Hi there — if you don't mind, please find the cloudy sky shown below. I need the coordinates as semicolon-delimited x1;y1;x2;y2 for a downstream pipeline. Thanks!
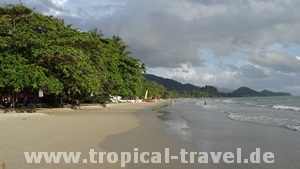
2;0;300;95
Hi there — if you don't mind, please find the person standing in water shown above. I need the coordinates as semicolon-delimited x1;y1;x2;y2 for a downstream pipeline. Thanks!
204;99;207;105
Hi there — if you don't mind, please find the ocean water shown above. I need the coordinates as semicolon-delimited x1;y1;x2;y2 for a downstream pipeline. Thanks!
202;96;300;132
160;96;300;168
163;96;300;137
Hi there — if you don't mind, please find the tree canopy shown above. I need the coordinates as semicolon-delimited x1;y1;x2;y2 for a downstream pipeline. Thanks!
0;3;170;103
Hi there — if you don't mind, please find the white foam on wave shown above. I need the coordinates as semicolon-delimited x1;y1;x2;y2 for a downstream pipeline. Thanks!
244;102;255;106
164;118;192;141
272;105;300;112
222;99;237;104
195;101;203;107
228;113;300;132
287;125;300;131
244;102;269;108
259;104;269;108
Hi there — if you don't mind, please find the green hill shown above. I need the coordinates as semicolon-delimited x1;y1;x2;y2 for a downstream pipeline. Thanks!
229;87;292;97
230;87;261;97
144;74;292;98
260;90;291;96
143;74;200;91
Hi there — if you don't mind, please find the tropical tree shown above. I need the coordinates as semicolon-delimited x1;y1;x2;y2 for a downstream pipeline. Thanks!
0;4;64;95
0;3;152;104
0;4;104;97
99;36;143;98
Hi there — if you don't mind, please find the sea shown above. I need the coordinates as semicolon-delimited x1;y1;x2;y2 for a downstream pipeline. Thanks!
160;96;300;168
163;96;300;137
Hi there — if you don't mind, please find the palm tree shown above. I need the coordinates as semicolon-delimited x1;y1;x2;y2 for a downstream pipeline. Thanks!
88;27;103;38
140;63;147;74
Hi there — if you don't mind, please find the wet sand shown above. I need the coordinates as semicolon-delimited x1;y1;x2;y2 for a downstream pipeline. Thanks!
101;103;205;169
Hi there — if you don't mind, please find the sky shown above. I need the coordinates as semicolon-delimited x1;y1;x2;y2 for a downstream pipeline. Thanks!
2;0;300;95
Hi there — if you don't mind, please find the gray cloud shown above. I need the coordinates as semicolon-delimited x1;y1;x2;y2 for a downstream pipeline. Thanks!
238;64;268;78
2;0;300;94
97;0;300;68
3;0;300;68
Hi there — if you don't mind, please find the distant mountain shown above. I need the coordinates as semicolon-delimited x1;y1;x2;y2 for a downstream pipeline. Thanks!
229;87;292;97
144;74;292;97
260;90;291;97
230;87;261;97
143;74;200;91
217;87;233;93
143;74;221;97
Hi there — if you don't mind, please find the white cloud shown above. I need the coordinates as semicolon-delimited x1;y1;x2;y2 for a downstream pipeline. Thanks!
165;63;240;88
249;51;300;73
166;63;197;80
51;0;68;8
195;70;240;87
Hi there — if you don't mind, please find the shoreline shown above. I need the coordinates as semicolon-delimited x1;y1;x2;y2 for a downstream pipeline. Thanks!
2;98;297;168
100;101;201;169
157;98;300;169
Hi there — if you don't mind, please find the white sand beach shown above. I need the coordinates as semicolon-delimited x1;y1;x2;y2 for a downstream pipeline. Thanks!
0;102;166;169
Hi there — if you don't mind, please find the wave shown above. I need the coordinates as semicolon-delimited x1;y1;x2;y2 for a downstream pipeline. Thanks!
228;113;300;132
222;99;237;104
228;101;300;112
195;101;205;107
244;102;255;106
164;118;192;141
272;105;300;112
243;102;270;108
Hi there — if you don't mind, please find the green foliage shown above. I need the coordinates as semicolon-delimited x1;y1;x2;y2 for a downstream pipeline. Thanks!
99;36;144;99
0;4;150;102
142;81;170;99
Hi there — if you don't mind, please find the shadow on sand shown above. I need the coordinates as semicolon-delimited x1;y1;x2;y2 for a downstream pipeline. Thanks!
2;107;37;113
